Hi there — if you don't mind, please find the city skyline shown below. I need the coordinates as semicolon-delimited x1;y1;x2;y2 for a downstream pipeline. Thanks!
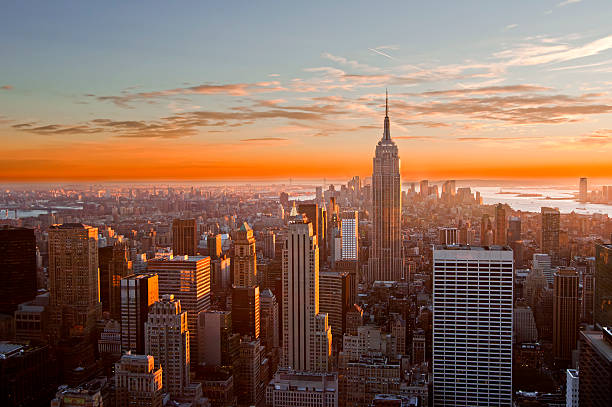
2;1;612;181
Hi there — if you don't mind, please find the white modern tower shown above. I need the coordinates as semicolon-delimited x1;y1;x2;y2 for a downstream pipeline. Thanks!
282;216;332;372
368;91;403;282
433;245;513;406
340;210;358;261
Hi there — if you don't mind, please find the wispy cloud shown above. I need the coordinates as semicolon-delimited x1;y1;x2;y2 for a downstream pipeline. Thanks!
241;137;288;142
368;47;395;60
1;85;13;90
504;24;518;31
558;0;581;7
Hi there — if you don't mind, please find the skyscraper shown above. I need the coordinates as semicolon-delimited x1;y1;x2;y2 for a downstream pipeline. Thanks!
507;216;521;243
480;214;493;246
172;218;197;256
99;242;132;320
0;226;37;315
368;92;403;282
233;222;257;287
541;207;560;265
147;255;211;364
48;223;102;339
232;285;260;339
282;217;332;372
340;211;358;261
433;245;513;406
145;295;190;398
260;289;279;351
579;177;588;203
595;243;612;328
579;328;612;406
197;310;239;367
319;270;351;345
120;273;159;354
495;203;507;245
552;267;579;363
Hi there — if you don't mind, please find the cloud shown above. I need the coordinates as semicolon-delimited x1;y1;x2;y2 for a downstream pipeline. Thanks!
240;137;288;142
419;84;550;97
575;129;612;145
558;0;581;6
504;24;518;31
1;85;13;90
368;48;395;60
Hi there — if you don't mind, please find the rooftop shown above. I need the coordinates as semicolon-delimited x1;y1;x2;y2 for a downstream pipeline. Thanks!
434;244;512;251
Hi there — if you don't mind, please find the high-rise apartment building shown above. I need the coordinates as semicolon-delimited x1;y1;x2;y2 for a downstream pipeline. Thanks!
121;273;159;354
433;245;513;406
99;242;132;320
147;255;211;365
579;177;588;203
282;217;332;372
115;354;163;407
172;218;197;256
145;295;190;398
495;203;507;245
48;223;102;339
0;226;37;315
368;93;403;282
553;267;579;363
232;285;260;339
233;222;257;286
594;243;612;328
541;207;560;265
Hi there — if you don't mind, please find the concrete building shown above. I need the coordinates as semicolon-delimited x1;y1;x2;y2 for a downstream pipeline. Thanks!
232;285;260;339
120;273;159;354
148;255;211;364
115;353;163;407
368;93;403;282
98;242;132;321
514;305;538;343
433;245;513;406
319;271;351;345
282;217;332;372
50;377;112;407
579;177;588;203
495;204;507;246
260;288;279;351
48;223;102;340
340;211;358;261
233;222;257;287
266;370;338;407
198;310;238;367
236;338;266;406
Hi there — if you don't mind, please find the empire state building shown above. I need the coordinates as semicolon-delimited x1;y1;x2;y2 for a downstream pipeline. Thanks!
368;92;403;282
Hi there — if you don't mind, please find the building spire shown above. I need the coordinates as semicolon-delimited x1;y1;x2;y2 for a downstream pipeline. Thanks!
383;89;391;140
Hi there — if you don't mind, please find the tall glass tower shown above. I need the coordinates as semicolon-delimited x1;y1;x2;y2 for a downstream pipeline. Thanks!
368;91;403;282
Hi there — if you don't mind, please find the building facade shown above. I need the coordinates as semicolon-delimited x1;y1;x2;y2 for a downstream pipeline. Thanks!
120;273;159;354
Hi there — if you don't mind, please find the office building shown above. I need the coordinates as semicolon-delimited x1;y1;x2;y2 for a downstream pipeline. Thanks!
172;218;197;256
319;271;351;345
197;310;239;367
232;285;260;339
541;207;560;265
566;369;578;407
207;234;222;259
369;93;403;282
514;305;538;343
433;245;513;406
507;216;521;243
99;242;132;320
340;211;358;261
282;217;332;372
50;377;112;407
579;328;612;406
420;180;429;198
438;227;458;245
145;295;190;398
121;273;159;354
260;288;279;351
236;338;266;406
480;214;493;246
595;244;612;328
233;222;257;287
266;370;338;407
115;354;163;407
48;223;102;339
262;230;276;259
533;253;554;286
579;177;588;203
495;204;507;245
0;226;37;315
148;255;211;365
553;267;579;363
